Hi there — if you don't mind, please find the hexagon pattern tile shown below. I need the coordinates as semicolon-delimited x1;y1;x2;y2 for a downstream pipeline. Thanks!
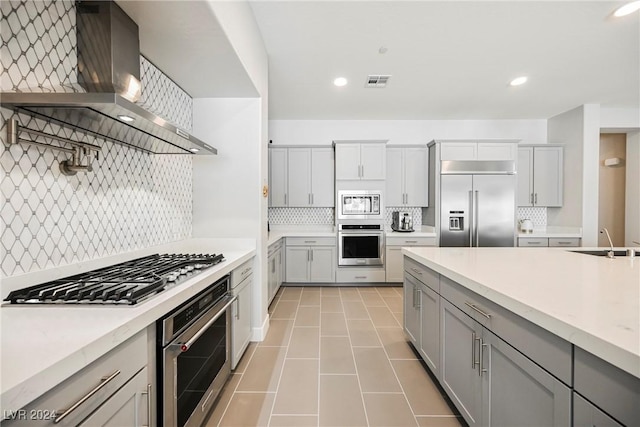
517;207;547;226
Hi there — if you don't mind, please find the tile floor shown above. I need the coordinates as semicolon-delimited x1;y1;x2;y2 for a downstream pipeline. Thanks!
205;286;463;427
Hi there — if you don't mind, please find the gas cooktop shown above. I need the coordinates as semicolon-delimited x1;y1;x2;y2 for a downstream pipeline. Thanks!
3;253;225;305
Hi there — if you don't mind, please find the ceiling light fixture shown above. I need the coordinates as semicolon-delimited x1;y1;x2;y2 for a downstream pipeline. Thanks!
510;76;528;86
614;1;640;16
190;148;199;153
334;77;348;87
117;114;135;122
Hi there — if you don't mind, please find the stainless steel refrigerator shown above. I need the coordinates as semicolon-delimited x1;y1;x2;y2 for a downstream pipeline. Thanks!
439;160;516;247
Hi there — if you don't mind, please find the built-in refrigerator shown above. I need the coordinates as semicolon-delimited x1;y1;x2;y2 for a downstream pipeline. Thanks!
439;160;516;247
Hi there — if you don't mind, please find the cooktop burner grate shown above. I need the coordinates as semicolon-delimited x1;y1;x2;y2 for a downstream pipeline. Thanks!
3;253;225;305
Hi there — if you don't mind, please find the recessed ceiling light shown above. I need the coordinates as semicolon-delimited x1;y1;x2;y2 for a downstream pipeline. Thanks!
190;148;199;153
614;1;640;16
117;115;134;122
333;77;348;87
510;76;528;86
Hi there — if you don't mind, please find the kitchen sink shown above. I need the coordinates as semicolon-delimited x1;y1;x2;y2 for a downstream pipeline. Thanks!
570;249;638;257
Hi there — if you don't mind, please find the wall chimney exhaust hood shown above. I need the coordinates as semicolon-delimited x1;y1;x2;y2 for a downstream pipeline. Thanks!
0;1;216;155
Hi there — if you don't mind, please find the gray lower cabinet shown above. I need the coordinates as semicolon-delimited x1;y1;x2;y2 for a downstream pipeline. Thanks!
268;240;284;304
573;392;623;427
285;245;336;283
418;282;440;378
403;273;421;344
440;299;571;427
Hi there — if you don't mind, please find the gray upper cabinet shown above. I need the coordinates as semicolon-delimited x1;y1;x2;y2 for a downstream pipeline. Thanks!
386;146;428;206
269;146;334;207
517;145;563;207
335;141;386;180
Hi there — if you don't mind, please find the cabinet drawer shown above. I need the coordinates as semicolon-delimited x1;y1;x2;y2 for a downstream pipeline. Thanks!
386;236;436;246
439;277;572;385
518;237;549;247
336;268;386;283
4;330;147;426
548;238;580;247
231;258;253;289
286;236;336;246
574;347;640;427
404;257;439;293
268;238;283;255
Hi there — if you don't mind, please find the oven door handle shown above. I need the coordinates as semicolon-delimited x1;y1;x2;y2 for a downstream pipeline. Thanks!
177;295;236;352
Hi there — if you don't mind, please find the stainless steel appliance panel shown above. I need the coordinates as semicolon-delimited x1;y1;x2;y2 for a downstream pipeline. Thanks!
474;174;516;247
338;228;385;266
440;175;472;247
337;190;382;220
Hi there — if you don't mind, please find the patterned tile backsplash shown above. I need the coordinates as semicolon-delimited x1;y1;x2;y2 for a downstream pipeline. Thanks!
385;207;422;229
0;0;196;277
517;207;547;226
268;208;335;225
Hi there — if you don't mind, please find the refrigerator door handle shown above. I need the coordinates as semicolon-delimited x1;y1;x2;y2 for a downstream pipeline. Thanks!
475;190;480;247
469;190;474;247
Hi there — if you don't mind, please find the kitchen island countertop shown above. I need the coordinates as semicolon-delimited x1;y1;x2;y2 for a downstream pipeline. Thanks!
1;238;256;413
402;246;639;378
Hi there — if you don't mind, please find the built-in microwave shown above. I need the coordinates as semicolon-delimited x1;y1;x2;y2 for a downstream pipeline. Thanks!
337;190;382;220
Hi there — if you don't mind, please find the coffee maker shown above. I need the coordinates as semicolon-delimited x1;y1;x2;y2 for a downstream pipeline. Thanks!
392;211;414;232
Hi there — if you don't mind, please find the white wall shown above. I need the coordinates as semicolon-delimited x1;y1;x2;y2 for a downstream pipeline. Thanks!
626;132;640;246
600;107;640;130
269;119;547;145
198;1;270;340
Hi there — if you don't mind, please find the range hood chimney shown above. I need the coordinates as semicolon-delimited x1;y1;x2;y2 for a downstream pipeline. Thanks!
1;0;216;155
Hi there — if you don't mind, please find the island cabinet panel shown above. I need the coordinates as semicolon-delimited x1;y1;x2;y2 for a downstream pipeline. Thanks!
403;273;421;345
419;282;440;377
440;276;572;386
573;392;623;427
574;347;640;427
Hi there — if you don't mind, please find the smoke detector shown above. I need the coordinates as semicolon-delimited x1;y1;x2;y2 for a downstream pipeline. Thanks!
365;75;391;88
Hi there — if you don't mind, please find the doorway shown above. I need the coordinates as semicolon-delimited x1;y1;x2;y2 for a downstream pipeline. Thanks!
598;134;626;246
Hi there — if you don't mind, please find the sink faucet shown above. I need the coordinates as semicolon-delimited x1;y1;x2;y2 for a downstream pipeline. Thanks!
600;228;615;258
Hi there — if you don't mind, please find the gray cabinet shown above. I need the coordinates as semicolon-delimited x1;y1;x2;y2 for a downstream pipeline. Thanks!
573;392;623;427
386;146;428;206
269;148;288;207
518;145;563;207
403;273;421;345
231;259;253;370
335;141;386;180
268;240;284;304
385;236;436;283
285;237;336;283
418;282;440;378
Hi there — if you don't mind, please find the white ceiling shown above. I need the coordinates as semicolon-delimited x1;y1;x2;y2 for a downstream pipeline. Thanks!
116;1;639;121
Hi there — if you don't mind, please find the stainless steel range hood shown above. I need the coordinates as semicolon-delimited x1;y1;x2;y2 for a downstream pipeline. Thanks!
0;1;216;155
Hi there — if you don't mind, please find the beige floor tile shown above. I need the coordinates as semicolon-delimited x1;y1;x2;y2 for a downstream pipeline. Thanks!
261;319;294;347
347;319;382;347
416;416;464;427
368;305;401;327
391;311;404;327
271;300;299;319
363;393;418;427
203;374;241;427
343;300;370;319
280;286;303;300
392;359;455;416
393;286;404;297
377;327;418;360
217;392;275;427
268;296;280;315
236;346;286;392
353;347;402;392
270;415;318;426
320;312;348;336
300;290;321;306
321;286;340;296
233;342;257;373
295;305;321;326
321;296;343;312
382;295;404;312
339;287;362;301
320;336;356;374
360;291;386;307
287;327;320;358
376;286;401;296
272;359;319;415
319;375;368;427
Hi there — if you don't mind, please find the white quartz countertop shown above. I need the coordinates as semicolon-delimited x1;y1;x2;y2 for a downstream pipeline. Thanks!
517;226;582;238
1;238;256;412
402;246;639;378
386;225;437;237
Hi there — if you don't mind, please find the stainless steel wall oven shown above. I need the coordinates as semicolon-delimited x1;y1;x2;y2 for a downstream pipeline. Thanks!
338;224;385;266
157;275;236;427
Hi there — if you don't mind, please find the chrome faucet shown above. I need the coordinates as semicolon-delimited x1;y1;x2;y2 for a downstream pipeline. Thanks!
600;228;615;259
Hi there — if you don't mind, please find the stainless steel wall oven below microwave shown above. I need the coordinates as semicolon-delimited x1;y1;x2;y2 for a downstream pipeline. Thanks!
338;224;385;266
157;275;236;427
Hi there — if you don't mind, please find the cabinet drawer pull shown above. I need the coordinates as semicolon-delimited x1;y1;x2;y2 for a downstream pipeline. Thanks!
54;370;121;424
557;241;571;245
464;302;491;319
528;242;541;245
411;267;423;276
355;276;367;279
405;240;418;244
304;240;317;244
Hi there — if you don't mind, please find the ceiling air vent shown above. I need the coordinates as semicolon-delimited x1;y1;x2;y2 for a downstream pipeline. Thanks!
365;75;391;88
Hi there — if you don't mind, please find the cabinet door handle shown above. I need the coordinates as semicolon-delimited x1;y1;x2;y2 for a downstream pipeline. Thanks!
308;250;311;261
534;193;538;204
415;289;420;309
54;370;121;424
464;302;492;319
361;164;364;178
530;193;534;205
480;339;488;377
311;193;314;205
310;249;314;262
471;332;478;370
141;383;152;427
284;193;287;205
308;193;311;204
